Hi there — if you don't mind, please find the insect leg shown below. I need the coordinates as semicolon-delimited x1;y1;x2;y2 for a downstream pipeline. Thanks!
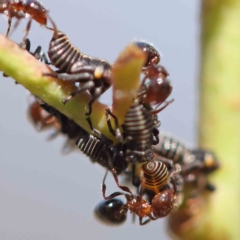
105;108;123;142
101;171;124;200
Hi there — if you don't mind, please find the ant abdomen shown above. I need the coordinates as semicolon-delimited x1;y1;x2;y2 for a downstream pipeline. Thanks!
151;189;175;218
94;199;127;225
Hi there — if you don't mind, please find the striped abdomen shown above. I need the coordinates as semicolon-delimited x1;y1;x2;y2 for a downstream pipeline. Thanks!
141;160;169;194
76;135;127;174
124;99;154;161
153;135;187;164
48;31;82;73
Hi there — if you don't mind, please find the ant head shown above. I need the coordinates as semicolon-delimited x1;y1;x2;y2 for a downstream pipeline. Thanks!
94;199;126;225
151;189;175;218
132;41;160;67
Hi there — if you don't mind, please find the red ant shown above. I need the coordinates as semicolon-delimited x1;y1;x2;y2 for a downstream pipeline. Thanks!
101;161;181;225
133;41;174;114
0;0;58;40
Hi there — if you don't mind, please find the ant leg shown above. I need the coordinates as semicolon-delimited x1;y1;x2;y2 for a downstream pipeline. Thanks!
22;19;32;43
101;170;124;200
139;217;151;226
6;17;12;37
46;14;58;38
110;167;133;196
104;150;133;196
105;109;123;141
149;99;174;115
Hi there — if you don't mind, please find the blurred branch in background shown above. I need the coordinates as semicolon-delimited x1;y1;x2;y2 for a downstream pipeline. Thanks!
169;1;240;239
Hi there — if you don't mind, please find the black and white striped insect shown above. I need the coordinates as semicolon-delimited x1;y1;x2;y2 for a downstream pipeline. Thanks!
75;117;132;195
43;30;112;116
105;74;173;164
106;97;156;163
76;134;128;175
152;134;190;167
152;134;220;192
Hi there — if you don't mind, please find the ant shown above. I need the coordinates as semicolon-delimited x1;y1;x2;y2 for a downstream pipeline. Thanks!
101;161;181;225
133;40;173;112
0;0;58;40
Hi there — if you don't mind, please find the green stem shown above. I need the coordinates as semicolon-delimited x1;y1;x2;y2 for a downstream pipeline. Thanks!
0;34;145;142
169;1;240;239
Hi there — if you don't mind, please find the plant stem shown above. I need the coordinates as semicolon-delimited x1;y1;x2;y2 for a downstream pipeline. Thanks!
169;1;240;239
0;34;145;142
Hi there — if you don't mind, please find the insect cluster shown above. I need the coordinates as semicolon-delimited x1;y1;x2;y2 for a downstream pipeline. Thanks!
1;1;220;229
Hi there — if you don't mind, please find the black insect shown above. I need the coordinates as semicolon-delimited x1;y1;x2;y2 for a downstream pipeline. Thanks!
0;0;58;40
94;199;126;225
43;30;112;116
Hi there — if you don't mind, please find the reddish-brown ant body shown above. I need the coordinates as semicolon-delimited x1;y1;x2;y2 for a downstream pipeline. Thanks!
133;41;173;111
0;0;57;39
101;160;181;225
